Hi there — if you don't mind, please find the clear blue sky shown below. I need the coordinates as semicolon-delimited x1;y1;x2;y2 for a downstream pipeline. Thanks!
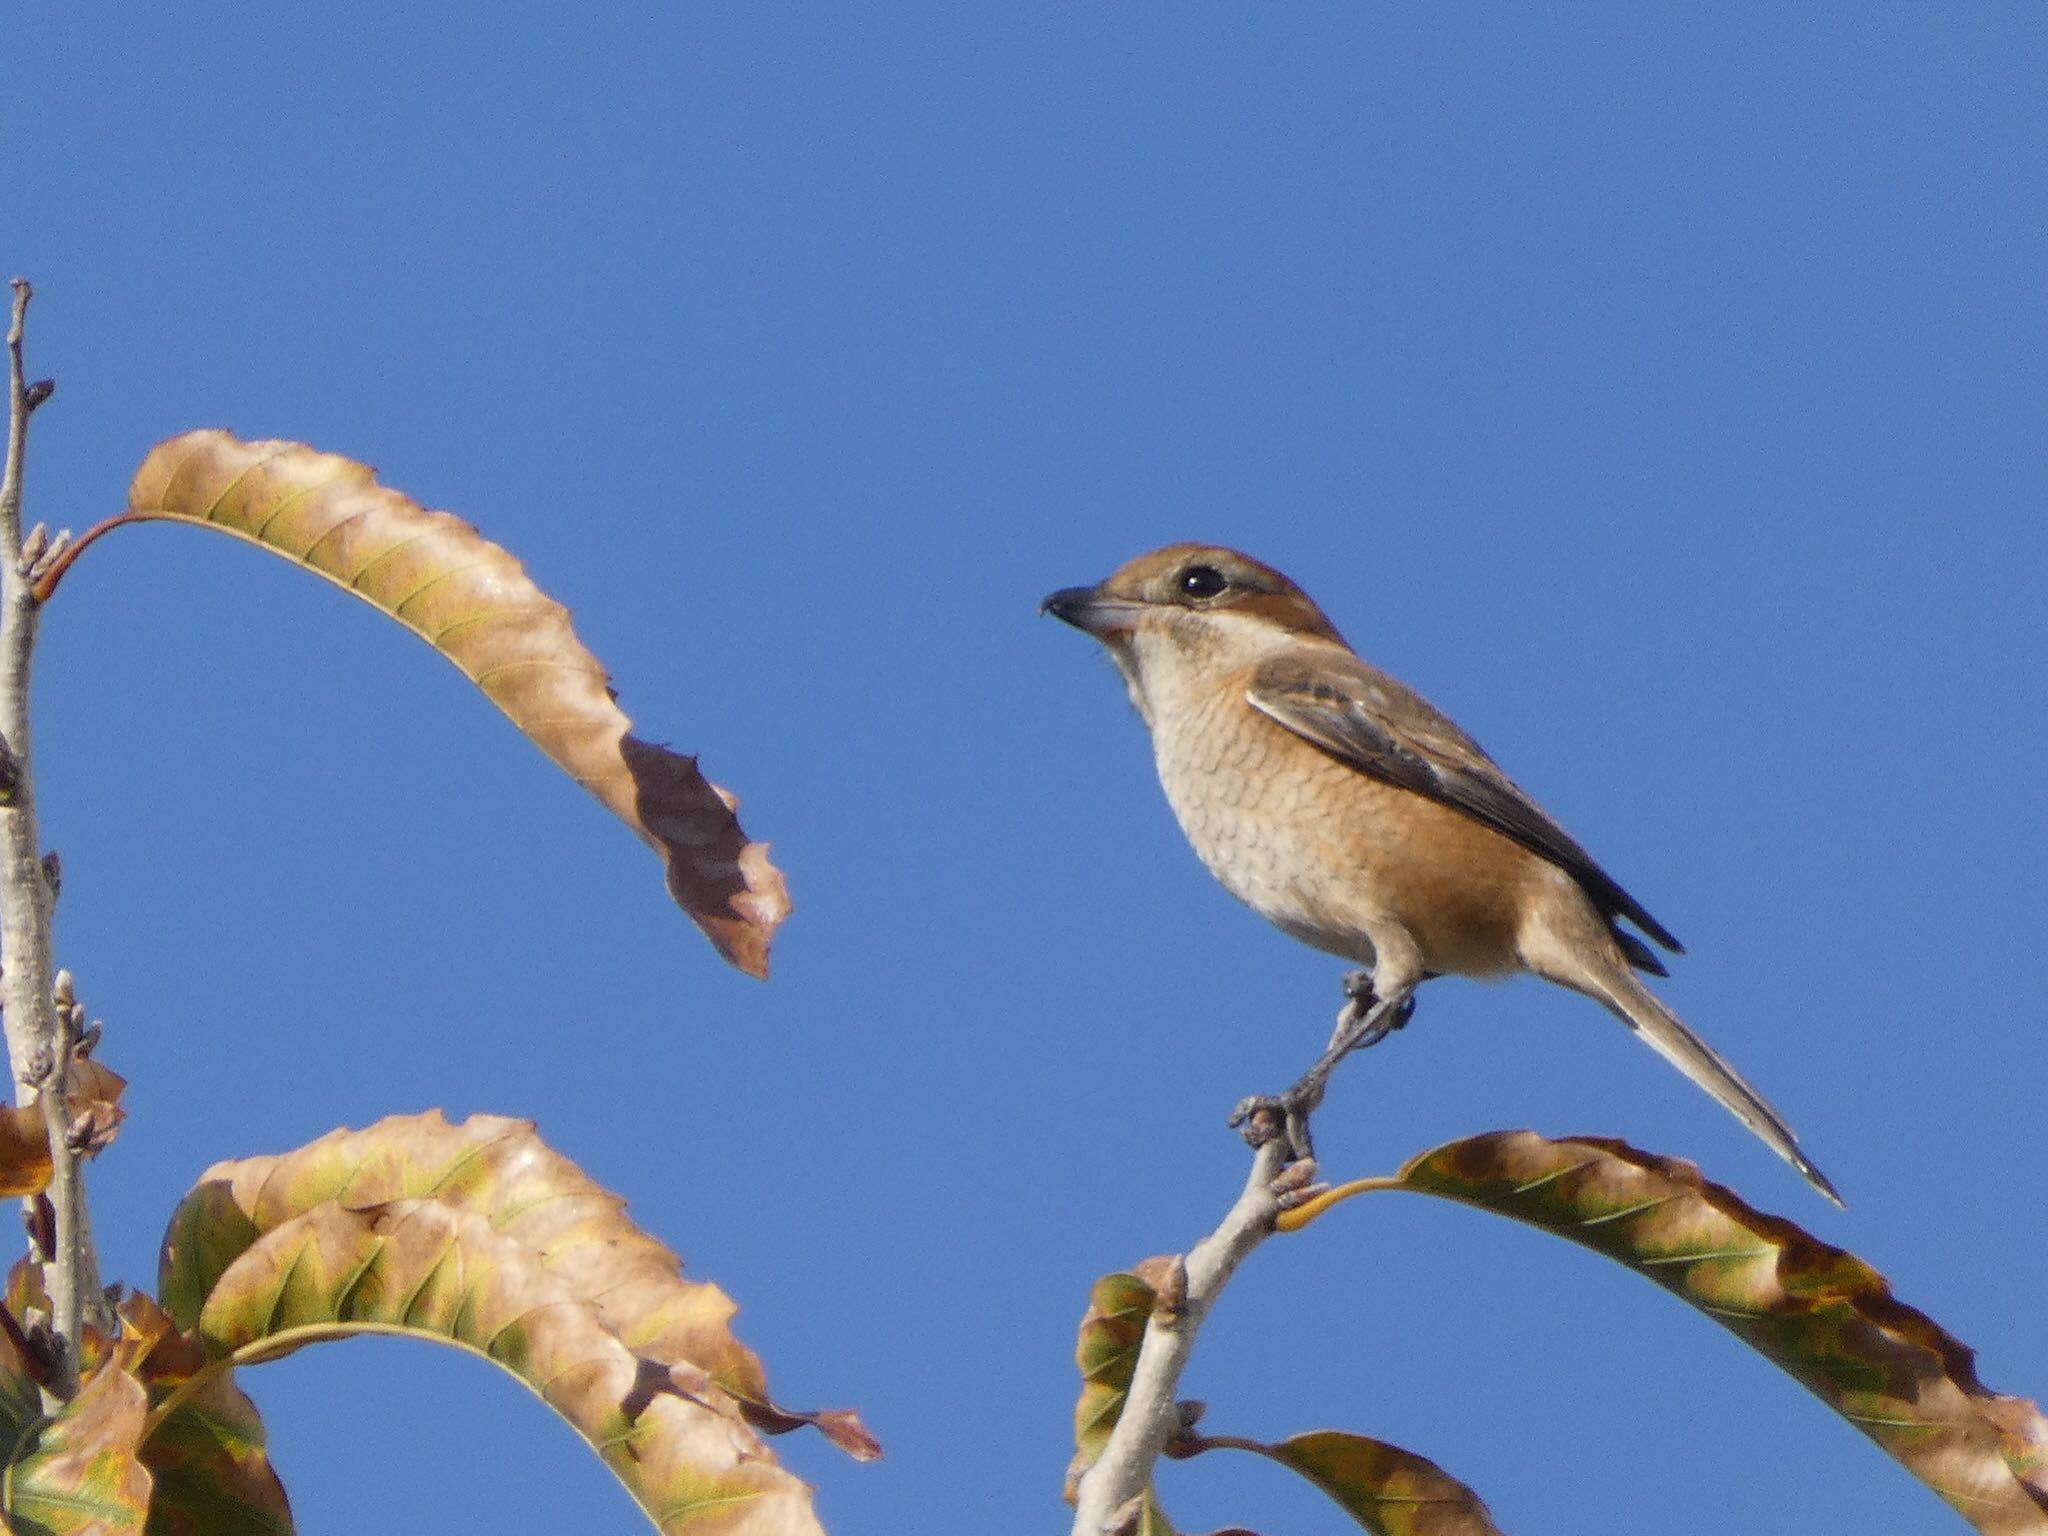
7;7;2044;1532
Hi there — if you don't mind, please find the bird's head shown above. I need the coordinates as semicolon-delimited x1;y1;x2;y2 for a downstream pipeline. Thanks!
1042;544;1349;721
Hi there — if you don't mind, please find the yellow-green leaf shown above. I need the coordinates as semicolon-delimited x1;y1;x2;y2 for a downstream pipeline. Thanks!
191;1199;818;1535
115;1293;291;1536
1066;1258;1176;1502
155;1111;867;1458
58;431;789;977
1289;1130;2048;1535
157;1111;869;1534
6;1358;151;1536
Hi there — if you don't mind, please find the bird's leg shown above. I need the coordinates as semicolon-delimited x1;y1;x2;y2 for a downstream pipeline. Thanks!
1284;984;1417;1130
1230;974;1419;1161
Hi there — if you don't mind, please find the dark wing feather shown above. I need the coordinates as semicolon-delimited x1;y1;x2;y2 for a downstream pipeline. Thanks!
1246;652;1682;961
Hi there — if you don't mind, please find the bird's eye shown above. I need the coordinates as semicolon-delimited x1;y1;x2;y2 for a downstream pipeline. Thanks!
1178;565;1228;600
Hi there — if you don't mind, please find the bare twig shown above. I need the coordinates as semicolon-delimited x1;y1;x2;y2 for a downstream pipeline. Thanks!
1069;1141;1288;1533
0;279;100;1396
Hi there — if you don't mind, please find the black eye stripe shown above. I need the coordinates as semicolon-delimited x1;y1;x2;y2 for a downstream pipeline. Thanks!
1178;564;1228;599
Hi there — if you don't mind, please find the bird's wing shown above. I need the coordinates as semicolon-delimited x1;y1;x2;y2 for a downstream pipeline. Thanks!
1246;651;1682;958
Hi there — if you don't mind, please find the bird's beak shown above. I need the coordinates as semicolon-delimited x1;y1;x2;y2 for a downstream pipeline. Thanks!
1041;584;1146;637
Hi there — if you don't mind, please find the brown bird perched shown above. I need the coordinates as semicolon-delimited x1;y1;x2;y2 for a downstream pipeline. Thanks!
1043;542;1841;1205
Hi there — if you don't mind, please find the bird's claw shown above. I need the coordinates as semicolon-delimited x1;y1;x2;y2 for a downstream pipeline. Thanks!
1228;1085;1321;1162
1336;988;1416;1053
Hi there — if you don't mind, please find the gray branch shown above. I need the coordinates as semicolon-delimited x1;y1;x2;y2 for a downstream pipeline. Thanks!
0;279;100;1393
1068;1140;1289;1533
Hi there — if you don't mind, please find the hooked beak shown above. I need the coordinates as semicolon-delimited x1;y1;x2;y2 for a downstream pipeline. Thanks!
1040;584;1146;638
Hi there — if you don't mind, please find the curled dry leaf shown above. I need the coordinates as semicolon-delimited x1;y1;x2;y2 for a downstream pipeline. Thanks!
0;1053;128;1198
156;1111;871;1534
1067;1257;1181;1502
65;1057;127;1159
1288;1131;2048;1535
86;430;788;976
0;1100;51;1198
1176;1431;1504;1536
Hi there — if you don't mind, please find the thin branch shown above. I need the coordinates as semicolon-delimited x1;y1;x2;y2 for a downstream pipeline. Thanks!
1069;1140;1290;1534
0;279;101;1396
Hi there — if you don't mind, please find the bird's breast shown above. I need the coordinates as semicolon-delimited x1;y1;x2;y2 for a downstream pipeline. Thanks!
1143;684;1374;961
1142;682;1530;976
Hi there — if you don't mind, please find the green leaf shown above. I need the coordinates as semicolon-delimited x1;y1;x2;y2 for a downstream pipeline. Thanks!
1066;1259;1176;1501
1184;1430;1503;1536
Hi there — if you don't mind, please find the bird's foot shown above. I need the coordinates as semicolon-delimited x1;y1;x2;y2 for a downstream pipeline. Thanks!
1331;987;1416;1057
1233;986;1419;1162
1232;982;1419;1189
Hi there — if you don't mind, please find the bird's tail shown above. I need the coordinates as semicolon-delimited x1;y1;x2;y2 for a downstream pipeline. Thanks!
1589;967;1844;1208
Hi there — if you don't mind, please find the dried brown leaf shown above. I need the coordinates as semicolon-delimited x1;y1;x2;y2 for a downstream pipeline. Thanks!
0;1055;129;1198
100;430;788;976
1290;1131;2048;1534
64;1058;127;1160
0;1103;51;1199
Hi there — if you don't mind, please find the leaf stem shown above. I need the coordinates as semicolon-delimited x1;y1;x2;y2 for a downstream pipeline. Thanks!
26;512;138;602
1272;1175;1405;1232
138;1358;230;1443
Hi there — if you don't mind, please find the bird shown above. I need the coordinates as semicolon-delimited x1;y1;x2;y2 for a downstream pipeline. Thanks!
1042;542;1841;1206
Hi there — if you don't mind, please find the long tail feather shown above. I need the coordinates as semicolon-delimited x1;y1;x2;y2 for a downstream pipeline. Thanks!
1596;971;1843;1208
